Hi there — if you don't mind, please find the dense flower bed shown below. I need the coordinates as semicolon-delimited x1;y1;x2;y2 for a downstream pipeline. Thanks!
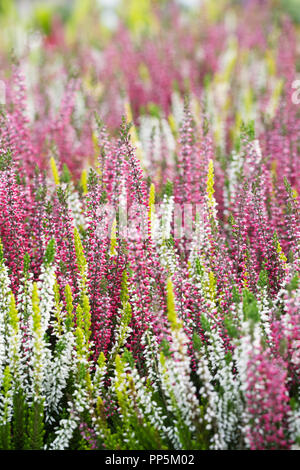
0;0;299;450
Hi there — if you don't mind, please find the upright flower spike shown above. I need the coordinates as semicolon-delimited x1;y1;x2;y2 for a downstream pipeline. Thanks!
52;280;63;337
44;187;79;295
31;282;45;400
206;160;214;202
109;217;118;257
0;365;12;449
174;100;194;206
148;183;155;218
206;159;217;224
0;238;11;372
245;350;291;450
8;294;19;335
73;227;88;298
7;294;22;384
166;277;181;331
0;156;34;293
80;169;88;195
82;294;91;343
148;182;156;238
74;228;86;275
50;157;60;186
108;273;133;365
124;101;144;164
64;284;74;331
208;271;217;304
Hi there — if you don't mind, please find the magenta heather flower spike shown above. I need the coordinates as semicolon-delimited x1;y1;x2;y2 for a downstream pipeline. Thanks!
246;350;291;450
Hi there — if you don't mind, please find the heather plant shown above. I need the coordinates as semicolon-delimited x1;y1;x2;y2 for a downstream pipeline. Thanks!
0;0;299;451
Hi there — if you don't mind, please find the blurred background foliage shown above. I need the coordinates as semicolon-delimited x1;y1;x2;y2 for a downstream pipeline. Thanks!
0;0;299;46
0;0;298;86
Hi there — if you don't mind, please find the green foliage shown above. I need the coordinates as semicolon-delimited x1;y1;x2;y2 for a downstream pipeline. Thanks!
241;120;255;141
0;366;12;450
257;269;269;289
43;238;56;266
24;400;45;450
120;116;132;143
74;227;87;279
147;102;162;119
12;392;27;450
281;0;300;24
0;238;3;264
160;338;172;357
0;149;12;171
200;313;211;332
231;285;241;304
286;274;299;294
23;253;31;276
64;284;74;331
57;187;68;206
87;168;98;189
242;289;260;323
122;348;135;369
192;331;202;351
61;163;72;183
163;180;173;197
224;315;239;339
